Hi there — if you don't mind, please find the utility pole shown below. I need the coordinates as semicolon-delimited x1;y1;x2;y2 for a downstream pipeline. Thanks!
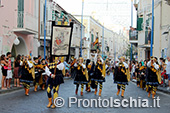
80;0;84;57
150;0;154;57
44;0;47;59
38;0;40;41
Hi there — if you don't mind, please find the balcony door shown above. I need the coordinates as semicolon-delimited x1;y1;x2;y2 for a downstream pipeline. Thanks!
17;0;24;28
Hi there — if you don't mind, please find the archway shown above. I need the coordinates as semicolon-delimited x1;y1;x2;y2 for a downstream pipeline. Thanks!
11;37;28;57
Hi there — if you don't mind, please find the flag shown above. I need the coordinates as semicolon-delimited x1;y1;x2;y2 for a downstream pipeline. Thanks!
93;37;98;46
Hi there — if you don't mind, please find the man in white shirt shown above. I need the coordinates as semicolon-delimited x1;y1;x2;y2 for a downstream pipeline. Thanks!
166;56;170;90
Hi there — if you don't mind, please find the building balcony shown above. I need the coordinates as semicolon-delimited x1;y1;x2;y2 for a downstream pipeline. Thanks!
40;21;52;37
138;32;154;48
129;29;138;44
13;11;38;35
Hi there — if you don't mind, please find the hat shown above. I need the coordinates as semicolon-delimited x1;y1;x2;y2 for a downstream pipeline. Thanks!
154;57;158;61
79;57;83;61
61;57;64;63
150;56;154;60
33;57;38;60
55;57;59;61
120;56;125;61
28;55;31;60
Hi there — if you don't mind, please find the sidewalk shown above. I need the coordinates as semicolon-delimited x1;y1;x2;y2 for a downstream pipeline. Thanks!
131;79;170;94
0;86;24;94
0;77;71;94
157;86;170;94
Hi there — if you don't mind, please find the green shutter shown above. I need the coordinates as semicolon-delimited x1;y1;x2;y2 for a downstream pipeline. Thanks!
137;18;143;31
91;34;94;42
18;0;24;28
18;0;24;11
91;34;94;48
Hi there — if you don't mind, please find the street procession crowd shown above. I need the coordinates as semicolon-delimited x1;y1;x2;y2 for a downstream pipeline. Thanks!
0;51;170;109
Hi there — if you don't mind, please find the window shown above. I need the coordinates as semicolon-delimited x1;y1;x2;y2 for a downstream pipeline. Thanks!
17;0;24;28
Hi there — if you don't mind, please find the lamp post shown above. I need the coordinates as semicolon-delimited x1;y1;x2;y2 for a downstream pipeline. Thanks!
44;0;47;59
80;0;84;57
150;0;154;57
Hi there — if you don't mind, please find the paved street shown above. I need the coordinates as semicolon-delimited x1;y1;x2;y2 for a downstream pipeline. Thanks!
0;74;170;113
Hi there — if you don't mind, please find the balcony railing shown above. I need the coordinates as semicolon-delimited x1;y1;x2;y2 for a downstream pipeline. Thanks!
138;29;154;48
129;30;138;41
15;11;38;34
40;21;52;37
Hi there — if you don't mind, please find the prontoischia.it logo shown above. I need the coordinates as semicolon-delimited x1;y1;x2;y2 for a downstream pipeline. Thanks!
54;97;160;108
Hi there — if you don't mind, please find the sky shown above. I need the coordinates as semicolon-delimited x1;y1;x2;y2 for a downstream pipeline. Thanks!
54;0;137;33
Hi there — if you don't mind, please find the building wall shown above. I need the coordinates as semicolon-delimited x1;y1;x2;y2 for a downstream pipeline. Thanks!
0;0;38;86
0;0;38;57
153;3;161;58
0;0;17;54
74;15;128;60
162;1;170;57
137;0;169;60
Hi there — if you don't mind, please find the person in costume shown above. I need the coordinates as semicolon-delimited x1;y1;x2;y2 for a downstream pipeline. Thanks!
70;58;77;79
74;57;88;96
20;56;34;96
45;56;65;108
92;56;106;96
114;56;130;98
146;56;161;98
135;62;140;87
33;57;43;92
40;59;47;90
85;59;95;92
139;61;147;90
105;60;110;76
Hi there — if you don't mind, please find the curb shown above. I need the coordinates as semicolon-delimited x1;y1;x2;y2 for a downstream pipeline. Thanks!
0;87;24;94
0;78;72;94
157;88;170;95
131;80;170;94
0;84;34;95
